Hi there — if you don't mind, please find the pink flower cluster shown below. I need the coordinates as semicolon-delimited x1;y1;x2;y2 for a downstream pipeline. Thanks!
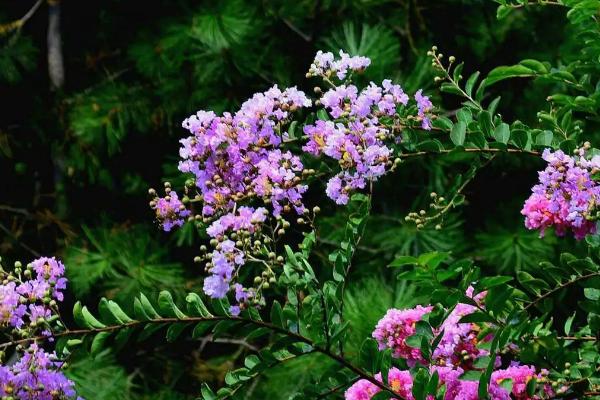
371;305;432;363
179;85;310;217
372;288;487;369
357;288;553;399
345;368;418;400
346;364;551;400
522;148;600;240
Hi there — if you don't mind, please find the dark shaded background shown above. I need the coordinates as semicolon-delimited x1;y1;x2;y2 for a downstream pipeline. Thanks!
0;1;580;398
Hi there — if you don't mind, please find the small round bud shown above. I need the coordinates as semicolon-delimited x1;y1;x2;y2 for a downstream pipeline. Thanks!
262;282;270;289
194;256;202;263
254;276;262;284
435;224;442;230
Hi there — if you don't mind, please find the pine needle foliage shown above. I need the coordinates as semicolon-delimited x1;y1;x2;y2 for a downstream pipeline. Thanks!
64;224;186;305
65;350;136;400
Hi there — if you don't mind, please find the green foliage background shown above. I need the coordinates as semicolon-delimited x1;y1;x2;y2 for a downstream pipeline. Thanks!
0;0;588;398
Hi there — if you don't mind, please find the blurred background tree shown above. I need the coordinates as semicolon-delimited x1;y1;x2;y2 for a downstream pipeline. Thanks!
0;1;583;398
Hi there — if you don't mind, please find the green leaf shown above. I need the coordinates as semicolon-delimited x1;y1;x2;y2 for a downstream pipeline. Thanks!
192;321;215;339
166;322;189;342
389;255;418;268
478;111;493;136
186;292;213;317
485;65;537;86
139;293;161;319
270;300;285;328
479;276;513;288
133;298;151;321
158;291;187;319
465;72;480;97
519;59;548;74
98;298;134;324
493;123;510;144
511;129;529;149
496;5;513;19
201;383;217;400
450;121;466;146
535;130;554;147
73;302;106;329
469;131;487;149
564;312;576;335
417;252;450;268
459;312;496;324
90;332;112;357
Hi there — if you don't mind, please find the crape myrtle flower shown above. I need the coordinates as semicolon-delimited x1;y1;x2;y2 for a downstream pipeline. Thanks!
307;50;371;80
304;51;434;204
522;146;600;240
178;85;311;218
0;344;81;400
372;287;491;369
0;257;81;399
202;207;269;300
150;188;191;232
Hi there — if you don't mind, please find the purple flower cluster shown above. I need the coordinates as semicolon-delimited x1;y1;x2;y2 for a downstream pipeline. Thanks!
0;257;80;399
415;89;434;130
307;50;371;80
203;207;267;303
303;50;434;204
303;80;414;204
179;85;311;217
522;148;600;239
153;50;436;308
0;257;66;333
151;190;191;232
0;344;80;400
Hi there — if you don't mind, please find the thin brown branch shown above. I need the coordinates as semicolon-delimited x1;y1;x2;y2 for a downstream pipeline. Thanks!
524;271;600;312
0;0;44;36
1;314;404;399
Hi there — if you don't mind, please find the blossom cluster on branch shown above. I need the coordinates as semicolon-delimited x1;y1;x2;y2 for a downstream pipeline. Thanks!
149;50;435;305
0;257;79;399
347;287;557;399
522;146;600;240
